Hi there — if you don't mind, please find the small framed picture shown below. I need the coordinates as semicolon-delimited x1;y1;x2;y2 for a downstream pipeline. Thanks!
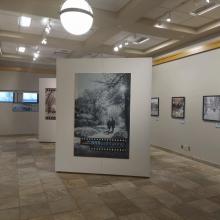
151;97;159;117
171;97;185;119
203;96;220;122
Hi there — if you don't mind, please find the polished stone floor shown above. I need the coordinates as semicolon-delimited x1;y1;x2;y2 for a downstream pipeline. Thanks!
1;136;220;220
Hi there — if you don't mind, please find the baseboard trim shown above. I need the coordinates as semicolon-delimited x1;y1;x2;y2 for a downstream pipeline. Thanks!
152;145;220;169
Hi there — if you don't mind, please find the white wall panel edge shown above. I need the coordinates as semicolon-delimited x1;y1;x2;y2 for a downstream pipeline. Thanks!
38;78;56;142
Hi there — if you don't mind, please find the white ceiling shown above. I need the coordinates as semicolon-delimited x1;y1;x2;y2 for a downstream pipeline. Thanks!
88;0;130;12
0;9;97;41
144;0;219;28
0;0;220;67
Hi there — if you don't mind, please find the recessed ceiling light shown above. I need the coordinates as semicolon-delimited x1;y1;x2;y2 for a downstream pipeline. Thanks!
18;46;26;53
114;46;119;52
119;44;123;49
19;16;31;27
124;42;129;46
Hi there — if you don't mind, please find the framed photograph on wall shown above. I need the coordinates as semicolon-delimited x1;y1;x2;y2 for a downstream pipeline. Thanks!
45;88;56;120
151;97;159;117
203;96;220;122
74;73;131;159
171;97;185;119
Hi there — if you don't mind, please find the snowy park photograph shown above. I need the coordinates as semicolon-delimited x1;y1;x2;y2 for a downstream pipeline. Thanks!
203;96;220;122
74;73;131;159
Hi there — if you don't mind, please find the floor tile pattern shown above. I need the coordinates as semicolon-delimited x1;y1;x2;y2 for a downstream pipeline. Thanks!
0;136;220;219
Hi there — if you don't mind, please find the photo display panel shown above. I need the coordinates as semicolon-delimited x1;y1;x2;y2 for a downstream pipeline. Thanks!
45;88;56;120
0;91;14;103
74;73;131;159
22;92;38;103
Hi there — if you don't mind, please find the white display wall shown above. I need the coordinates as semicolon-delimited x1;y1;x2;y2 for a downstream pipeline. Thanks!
152;48;220;166
0;71;54;135
39;78;56;142
56;58;152;177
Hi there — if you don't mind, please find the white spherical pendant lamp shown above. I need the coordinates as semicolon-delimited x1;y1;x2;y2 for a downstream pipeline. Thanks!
60;0;93;35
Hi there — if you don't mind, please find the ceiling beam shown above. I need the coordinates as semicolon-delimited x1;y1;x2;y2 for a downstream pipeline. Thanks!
0;30;83;51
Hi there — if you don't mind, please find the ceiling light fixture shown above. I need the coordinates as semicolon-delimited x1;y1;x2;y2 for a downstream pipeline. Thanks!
41;38;47;45
42;17;49;25
33;51;40;59
60;0;94;35
191;2;220;15
18;46;26;53
166;17;171;22
166;12;171;22
19;16;32;27
114;46;119;52
119;44;123;49
45;24;51;34
124;42;129;46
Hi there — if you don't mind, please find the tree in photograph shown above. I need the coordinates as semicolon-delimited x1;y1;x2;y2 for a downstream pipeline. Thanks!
95;73;130;133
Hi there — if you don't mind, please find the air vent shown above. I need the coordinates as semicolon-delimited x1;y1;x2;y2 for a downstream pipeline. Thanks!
191;2;220;16
54;49;72;57
133;36;149;45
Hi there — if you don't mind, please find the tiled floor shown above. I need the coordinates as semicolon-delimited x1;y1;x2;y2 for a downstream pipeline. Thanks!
1;136;220;220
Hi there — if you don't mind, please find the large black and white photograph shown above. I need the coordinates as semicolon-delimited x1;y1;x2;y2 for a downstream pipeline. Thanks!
45;88;56;120
171;97;185;119
74;73;131;159
203;96;220;122
151;97;159;117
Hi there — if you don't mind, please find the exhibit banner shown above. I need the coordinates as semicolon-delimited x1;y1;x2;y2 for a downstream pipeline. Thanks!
74;73;131;159
45;88;56;120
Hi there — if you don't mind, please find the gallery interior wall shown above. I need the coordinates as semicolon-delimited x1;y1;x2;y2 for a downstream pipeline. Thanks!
152;48;220;166
0;71;55;135
56;58;152;177
39;78;56;142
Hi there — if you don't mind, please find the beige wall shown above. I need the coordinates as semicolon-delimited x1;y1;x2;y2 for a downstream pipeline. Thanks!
0;71;55;135
152;48;220;166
